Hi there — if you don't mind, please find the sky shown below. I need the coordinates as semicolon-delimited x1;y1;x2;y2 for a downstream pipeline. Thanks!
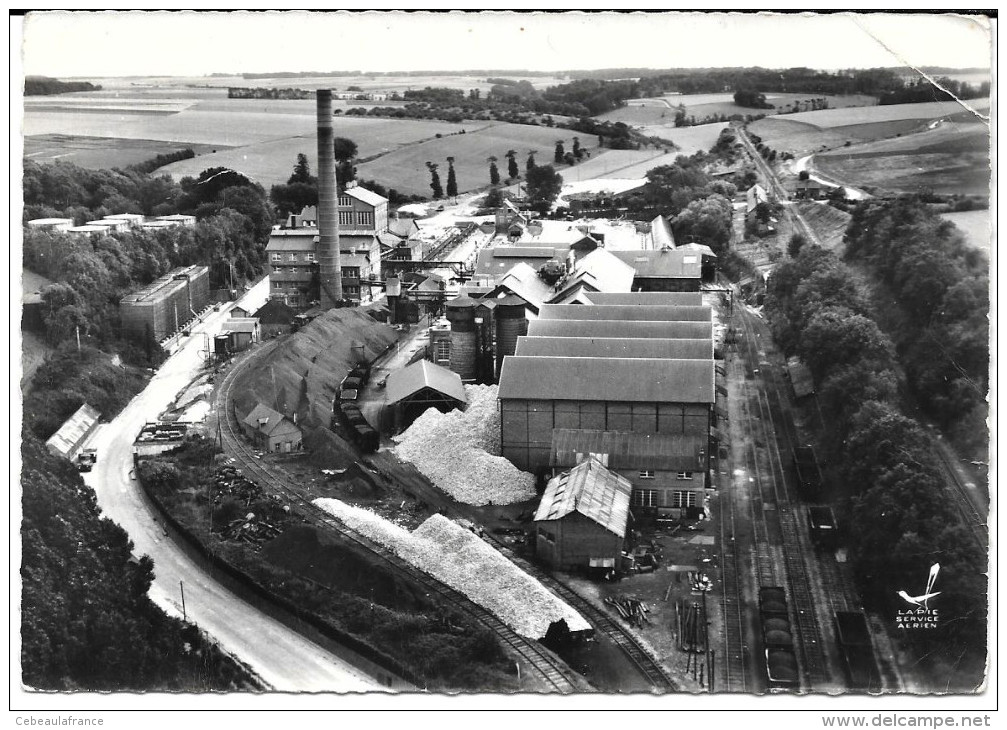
18;11;994;78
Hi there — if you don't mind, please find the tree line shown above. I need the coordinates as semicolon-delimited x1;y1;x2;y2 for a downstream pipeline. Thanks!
842;198;989;457
24;76;102;95
764;242;986;689
23;160;272;361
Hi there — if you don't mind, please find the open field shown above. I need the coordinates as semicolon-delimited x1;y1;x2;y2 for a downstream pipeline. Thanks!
637;121;728;157
355;123;604;197
794;201;851;251
558;149;665;182
940;209;992;254
782;98;990;127
597;93;877;126
24;134;220;169
816;121;990;196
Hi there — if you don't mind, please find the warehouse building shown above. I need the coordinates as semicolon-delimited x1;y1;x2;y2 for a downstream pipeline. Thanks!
474;246;567;281
527;319;714;340
537;303;713;323
534;457;633;572
611;249;702;292
119;265;210;342
385;359;467;431
581;291;704;306
45;403;100;461
515;336;714;361
498;356;715;472
550;429;708;515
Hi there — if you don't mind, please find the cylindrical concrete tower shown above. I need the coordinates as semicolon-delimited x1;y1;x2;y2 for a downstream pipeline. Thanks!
495;295;528;373
445;296;478;382
316;90;342;308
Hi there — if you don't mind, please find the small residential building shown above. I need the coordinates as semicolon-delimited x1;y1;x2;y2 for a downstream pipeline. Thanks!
745;184;769;220
794;179;826;200
45;403;100;461
534;457;633;572
253;299;297;337
550;429;708;515
385;359;467;431
611;249;703;292
240;403;302;453
224;317;259;351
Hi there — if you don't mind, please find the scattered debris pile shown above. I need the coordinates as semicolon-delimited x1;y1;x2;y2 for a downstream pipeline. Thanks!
212;464;261;506
392;385;535;505
218;511;283;547
312;498;590;639
605;595;651;628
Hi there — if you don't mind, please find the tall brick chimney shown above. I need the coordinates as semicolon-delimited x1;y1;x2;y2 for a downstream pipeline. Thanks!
316;90;342;307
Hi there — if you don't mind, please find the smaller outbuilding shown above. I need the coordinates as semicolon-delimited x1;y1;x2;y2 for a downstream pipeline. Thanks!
241;403;302;453
253;299;297;337
46;403;101;461
385;359;467;431
534;457;633;572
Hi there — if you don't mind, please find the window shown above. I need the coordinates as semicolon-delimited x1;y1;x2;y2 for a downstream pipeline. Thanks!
638;470;656;480
677;471;694;480
338;211;354;226
342;267;360;278
338;195;351;207
271;253;281;262
273;281;283;289
671;491;699;508
344;286;359;296
434;340;450;364
287;253;296;262
306;252;315;262
633;489;658;507
273;442;281;453
356;211;373;226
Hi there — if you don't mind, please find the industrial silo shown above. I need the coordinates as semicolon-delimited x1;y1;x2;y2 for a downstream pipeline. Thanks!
445;296;478;382
495;295;528;373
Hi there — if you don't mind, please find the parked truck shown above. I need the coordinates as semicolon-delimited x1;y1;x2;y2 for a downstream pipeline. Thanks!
834;611;882;693
76;448;98;472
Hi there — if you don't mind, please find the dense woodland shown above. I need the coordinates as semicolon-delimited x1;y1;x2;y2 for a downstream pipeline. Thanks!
20;432;257;690
23;161;271;360
24;76;102;95
764;239;987;690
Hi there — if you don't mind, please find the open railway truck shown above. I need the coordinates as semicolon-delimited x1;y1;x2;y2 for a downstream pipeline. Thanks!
834;611;882;693
760;586;800;690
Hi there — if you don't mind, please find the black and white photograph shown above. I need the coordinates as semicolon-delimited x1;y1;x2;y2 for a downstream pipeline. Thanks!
11;9;995;723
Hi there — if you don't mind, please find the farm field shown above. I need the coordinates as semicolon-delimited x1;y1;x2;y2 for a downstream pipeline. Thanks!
557;149;665;182
637;121;728;158
355;123;604;197
781;98;990;127
24;134;220;169
940;209;992;254
197;74;569;94
794;201;852;251
597;93;876;126
815;121;990;196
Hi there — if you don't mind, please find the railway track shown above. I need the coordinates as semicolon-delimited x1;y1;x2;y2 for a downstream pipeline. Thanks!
718;481;749;693
932;443;989;550
213;342;581;693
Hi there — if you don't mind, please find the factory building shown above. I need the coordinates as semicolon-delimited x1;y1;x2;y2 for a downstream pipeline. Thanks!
537;303;713;323
527;319;713;340
550;429;708;515
498;356;715;473
579;291;704;307
45;403;100;461
385;359;467;431
515;336;714;361
534;457;633;572
610;249;703;292
119;265;210;342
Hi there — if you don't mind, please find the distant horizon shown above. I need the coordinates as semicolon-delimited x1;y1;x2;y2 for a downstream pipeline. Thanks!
26;64;994;83
20;12;993;79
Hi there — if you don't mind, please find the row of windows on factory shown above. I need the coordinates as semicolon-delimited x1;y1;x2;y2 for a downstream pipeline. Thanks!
632;490;699;508
272;281;360;295
339;211;374;226
638;470;693;480
269;260;361;278
272;252;315;263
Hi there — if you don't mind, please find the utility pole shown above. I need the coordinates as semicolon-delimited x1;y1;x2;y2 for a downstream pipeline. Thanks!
179;580;187;622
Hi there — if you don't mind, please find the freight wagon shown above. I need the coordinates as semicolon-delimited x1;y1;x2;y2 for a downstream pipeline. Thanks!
760;587;799;690
834;611;881;693
792;444;823;500
807;506;839;549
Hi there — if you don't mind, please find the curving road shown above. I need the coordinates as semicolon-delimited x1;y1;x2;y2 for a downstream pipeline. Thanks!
81;279;383;692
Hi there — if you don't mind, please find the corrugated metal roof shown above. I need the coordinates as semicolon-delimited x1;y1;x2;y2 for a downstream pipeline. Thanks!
489;262;554;310
475;247;566;278
386;359;468;406
498;356;715;403
527;319;714;340
550;429;706;471
345;186;388;207
649;214;676;249
611;249;702;279
538;304;712;323
515;336;713;360
678;242;718;258
534;457;632;537
45;403;100;459
583;291;705;306
569;249;635;292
